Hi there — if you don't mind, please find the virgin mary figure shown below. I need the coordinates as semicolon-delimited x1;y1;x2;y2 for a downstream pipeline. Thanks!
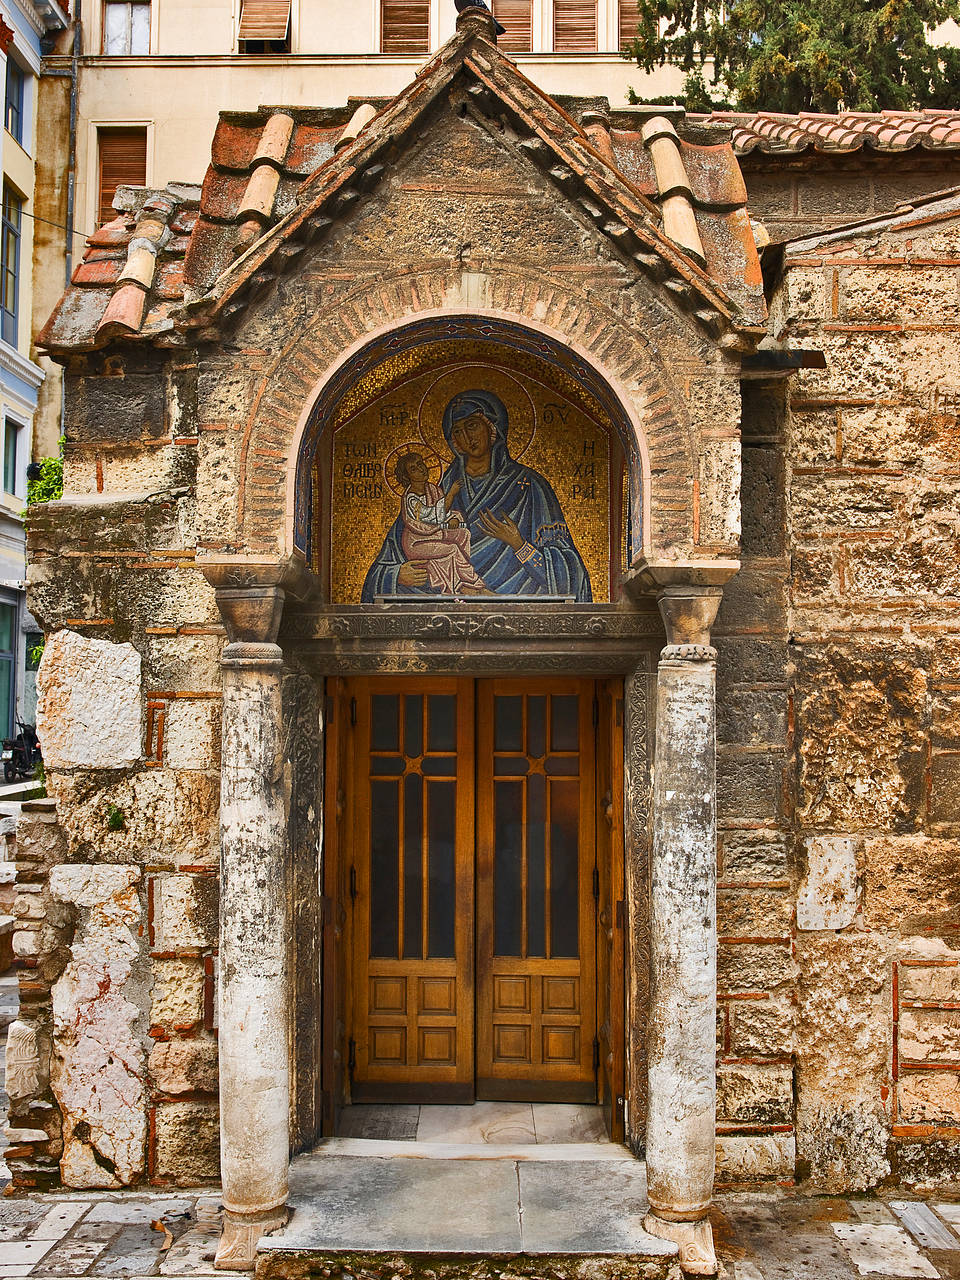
361;389;592;601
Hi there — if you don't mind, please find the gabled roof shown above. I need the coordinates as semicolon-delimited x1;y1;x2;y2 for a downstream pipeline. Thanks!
693;109;960;155
37;13;766;356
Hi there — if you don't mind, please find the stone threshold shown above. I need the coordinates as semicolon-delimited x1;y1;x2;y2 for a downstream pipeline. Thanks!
257;1148;677;1271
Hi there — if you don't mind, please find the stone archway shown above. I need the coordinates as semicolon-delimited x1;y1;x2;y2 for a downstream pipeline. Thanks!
201;305;737;1276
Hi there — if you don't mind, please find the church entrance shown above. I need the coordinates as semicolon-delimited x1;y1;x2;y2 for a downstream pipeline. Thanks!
324;676;625;1137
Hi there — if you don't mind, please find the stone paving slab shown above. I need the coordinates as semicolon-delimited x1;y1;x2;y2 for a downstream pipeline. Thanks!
0;1184;950;1277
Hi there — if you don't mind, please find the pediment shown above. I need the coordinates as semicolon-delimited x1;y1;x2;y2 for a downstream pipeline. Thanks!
37;10;766;357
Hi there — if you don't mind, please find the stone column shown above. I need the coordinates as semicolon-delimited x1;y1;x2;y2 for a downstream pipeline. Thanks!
204;573;293;1271
642;585;722;1277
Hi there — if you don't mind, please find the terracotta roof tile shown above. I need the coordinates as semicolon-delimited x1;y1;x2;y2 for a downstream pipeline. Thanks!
71;257;124;287
695;109;960;154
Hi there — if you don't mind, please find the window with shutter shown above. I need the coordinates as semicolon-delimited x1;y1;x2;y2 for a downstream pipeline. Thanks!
97;128;147;226
553;0;596;50
492;0;532;51
381;0;430;54
618;0;638;48
238;0;291;52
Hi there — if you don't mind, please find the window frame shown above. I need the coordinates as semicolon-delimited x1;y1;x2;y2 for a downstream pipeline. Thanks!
2;417;22;498
0;184;22;350
96;125;148;227
101;0;152;55
4;57;24;146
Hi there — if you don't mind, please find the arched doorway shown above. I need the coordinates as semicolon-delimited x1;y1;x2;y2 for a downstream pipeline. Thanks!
282;315;653;1144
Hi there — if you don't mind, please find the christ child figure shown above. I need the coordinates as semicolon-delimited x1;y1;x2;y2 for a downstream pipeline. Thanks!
396;451;489;594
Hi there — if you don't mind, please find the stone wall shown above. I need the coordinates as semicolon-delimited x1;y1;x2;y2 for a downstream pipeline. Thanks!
768;207;960;1193
24;481;225;1188
741;152;960;244
712;378;797;1186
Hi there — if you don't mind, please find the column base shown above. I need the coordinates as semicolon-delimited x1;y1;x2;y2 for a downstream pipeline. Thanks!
642;1214;717;1277
215;1207;289;1271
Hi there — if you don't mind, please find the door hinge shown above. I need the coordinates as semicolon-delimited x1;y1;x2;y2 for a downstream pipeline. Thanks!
592;865;600;900
349;866;358;901
349;696;357;727
592;1036;600;1073
615;898;626;929
348;1038;356;1077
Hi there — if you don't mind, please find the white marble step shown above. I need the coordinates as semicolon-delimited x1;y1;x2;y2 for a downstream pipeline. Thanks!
315;1136;636;1161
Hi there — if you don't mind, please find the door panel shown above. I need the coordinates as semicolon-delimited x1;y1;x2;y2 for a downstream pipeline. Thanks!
476;681;598;1100
349;678;475;1101
340;676;617;1113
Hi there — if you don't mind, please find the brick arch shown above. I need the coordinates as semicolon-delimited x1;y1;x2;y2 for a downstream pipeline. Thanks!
229;263;701;562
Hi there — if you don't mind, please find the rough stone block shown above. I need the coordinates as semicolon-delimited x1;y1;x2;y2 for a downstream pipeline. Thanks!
49;768;220;866
717;749;787;824
716;1133;795;1180
162;700;219;770
898;961;960;1005
153;1101;220;1181
152;874;219;951
862;836;960;932
718;942;795;995
791;408;838;468
897;1137;960;1192
719;831;791;882
796;933;892;1192
794;644;927;832
929;753;960;826
717;1064;794;1125
898;1010;960;1063
741;444;785;557
49;864;147;1188
718;888;793;938
898;1071;960;1125
148;1039;218;1096
791;476;903;535
839;406;923;469
730;999;796;1058
840;265;960;323
151;959;204;1031
797;835;860;931
717;689;788;748
37;631;142;770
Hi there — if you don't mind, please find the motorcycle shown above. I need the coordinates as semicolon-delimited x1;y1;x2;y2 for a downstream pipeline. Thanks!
1;721;41;782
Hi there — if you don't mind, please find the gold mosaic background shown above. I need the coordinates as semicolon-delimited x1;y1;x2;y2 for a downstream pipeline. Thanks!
322;340;620;603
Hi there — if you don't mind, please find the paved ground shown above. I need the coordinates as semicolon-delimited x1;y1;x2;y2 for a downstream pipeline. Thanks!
0;1184;951;1277
0;995;954;1277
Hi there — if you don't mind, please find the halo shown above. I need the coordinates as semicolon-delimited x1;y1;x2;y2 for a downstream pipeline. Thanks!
418;365;537;463
383;441;444;496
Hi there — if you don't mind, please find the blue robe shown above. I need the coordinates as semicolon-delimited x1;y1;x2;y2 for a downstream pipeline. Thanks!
361;428;592;602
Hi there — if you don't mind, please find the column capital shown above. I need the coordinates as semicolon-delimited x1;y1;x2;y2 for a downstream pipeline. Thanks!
657;584;723;650
198;555;317;646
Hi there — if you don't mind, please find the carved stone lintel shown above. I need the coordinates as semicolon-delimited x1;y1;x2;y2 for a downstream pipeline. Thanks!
214;1207;288;1271
642;1214;717;1277
661;643;717;663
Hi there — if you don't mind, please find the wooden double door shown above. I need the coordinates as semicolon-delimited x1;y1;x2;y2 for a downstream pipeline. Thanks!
325;677;624;1129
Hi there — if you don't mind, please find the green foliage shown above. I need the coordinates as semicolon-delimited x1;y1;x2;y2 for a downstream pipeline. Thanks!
105;803;126;832
624;0;960;112
26;447;64;507
27;639;43;669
